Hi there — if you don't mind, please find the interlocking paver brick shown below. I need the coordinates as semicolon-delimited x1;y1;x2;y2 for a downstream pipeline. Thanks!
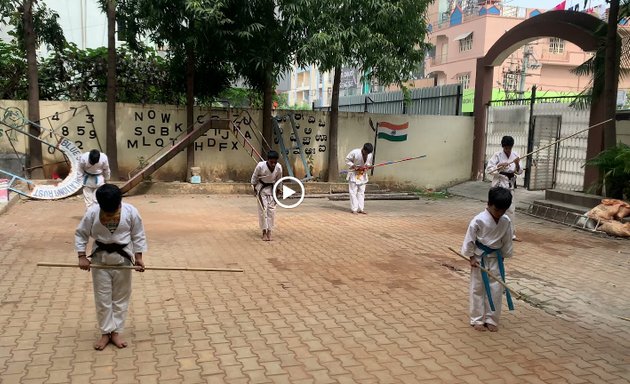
1;195;629;383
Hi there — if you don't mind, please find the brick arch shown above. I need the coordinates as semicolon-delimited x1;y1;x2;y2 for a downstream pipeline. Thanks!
472;11;608;182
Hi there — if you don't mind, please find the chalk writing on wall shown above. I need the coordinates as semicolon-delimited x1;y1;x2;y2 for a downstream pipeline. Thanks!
275;113;328;157
46;106;101;155
126;109;256;154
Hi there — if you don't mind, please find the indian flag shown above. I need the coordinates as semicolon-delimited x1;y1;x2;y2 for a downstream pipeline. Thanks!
377;122;408;142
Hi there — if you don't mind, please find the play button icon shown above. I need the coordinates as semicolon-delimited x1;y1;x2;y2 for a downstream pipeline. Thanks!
282;185;297;199
273;176;305;209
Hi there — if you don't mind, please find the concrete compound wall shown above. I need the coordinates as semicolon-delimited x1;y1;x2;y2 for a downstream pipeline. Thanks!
0;100;475;189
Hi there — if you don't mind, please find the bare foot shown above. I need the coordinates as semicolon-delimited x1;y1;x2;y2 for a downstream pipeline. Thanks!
472;324;486;332
486;324;498;332
359;210;367;215
262;230;267;241
94;334;110;350
351;211;358;214
266;231;273;241
110;332;128;348
513;236;522;242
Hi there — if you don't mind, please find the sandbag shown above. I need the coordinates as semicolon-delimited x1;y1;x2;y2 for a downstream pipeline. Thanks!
586;204;618;221
587;199;630;221
598;220;630;237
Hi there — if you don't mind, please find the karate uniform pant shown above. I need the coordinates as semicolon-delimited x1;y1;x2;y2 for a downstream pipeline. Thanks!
91;253;132;334
469;255;502;326
83;186;98;209
349;182;366;213
257;192;276;231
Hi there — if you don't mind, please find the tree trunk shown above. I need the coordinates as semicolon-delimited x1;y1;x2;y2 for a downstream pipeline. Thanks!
186;45;195;179
326;65;341;181
106;0;119;179
603;0;620;149
23;0;42;178
262;70;273;156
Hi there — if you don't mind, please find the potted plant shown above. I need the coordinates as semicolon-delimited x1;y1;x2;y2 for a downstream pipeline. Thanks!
586;142;630;200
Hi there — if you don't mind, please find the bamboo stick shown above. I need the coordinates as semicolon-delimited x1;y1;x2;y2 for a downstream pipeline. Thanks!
340;155;427;174
37;262;243;272
487;118;613;174
447;247;523;300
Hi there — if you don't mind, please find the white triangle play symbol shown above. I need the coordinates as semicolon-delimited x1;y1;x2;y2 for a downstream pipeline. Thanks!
282;185;297;199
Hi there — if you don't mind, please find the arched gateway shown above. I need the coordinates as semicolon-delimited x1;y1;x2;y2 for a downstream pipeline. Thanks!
472;11;610;187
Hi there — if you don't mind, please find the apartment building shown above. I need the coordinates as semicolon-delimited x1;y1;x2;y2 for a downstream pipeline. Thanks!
425;0;630;111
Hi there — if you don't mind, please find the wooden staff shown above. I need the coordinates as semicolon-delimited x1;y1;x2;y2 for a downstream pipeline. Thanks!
37;262;243;272
447;247;523;300
487;118;613;173
340;155;427;174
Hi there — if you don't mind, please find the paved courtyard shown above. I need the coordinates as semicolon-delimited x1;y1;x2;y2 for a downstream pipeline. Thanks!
0;193;629;383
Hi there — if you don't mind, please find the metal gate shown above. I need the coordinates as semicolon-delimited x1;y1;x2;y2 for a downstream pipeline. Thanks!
486;95;590;192
526;115;561;190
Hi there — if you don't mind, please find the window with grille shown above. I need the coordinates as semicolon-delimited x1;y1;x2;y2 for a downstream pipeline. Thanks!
502;72;518;91
549;38;565;54
459;34;473;52
457;74;471;89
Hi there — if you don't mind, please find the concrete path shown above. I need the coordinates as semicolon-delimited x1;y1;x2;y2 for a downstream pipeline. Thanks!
0;194;628;383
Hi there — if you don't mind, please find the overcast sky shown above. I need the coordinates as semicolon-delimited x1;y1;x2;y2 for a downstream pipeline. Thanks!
49;0;107;49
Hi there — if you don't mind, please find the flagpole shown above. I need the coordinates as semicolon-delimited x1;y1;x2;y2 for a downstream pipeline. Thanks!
371;121;379;176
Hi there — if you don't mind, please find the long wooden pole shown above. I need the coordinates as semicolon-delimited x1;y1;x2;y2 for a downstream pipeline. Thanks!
37;262;243;272
340;155;427;174
447;247;523;300
488;118;613;173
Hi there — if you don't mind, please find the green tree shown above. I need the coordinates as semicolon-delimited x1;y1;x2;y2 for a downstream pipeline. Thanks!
38;43;184;104
0;0;66;177
572;2;630;126
189;0;303;148
294;0;432;180
117;0;234;172
0;41;27;99
572;0;630;190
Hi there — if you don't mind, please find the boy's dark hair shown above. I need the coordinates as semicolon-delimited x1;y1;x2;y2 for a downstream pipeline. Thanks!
267;150;280;160
88;149;101;165
362;143;374;154
500;136;515;147
488;187;512;210
96;184;123;213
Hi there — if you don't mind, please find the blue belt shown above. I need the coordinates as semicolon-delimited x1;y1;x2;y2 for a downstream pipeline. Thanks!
475;240;514;311
83;172;100;185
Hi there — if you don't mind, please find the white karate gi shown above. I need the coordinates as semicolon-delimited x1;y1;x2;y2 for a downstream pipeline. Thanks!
486;150;521;236
345;148;373;213
75;203;147;335
461;210;513;326
77;152;111;208
251;161;283;231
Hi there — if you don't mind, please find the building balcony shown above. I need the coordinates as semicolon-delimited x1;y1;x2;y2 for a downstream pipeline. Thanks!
430;54;449;66
430;5;529;32
295;83;311;91
539;50;571;63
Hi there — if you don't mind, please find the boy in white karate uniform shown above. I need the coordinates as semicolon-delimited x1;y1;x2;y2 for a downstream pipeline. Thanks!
76;184;147;350
485;136;522;241
251;150;283;241
461;187;514;332
77;149;111;209
345;143;373;214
